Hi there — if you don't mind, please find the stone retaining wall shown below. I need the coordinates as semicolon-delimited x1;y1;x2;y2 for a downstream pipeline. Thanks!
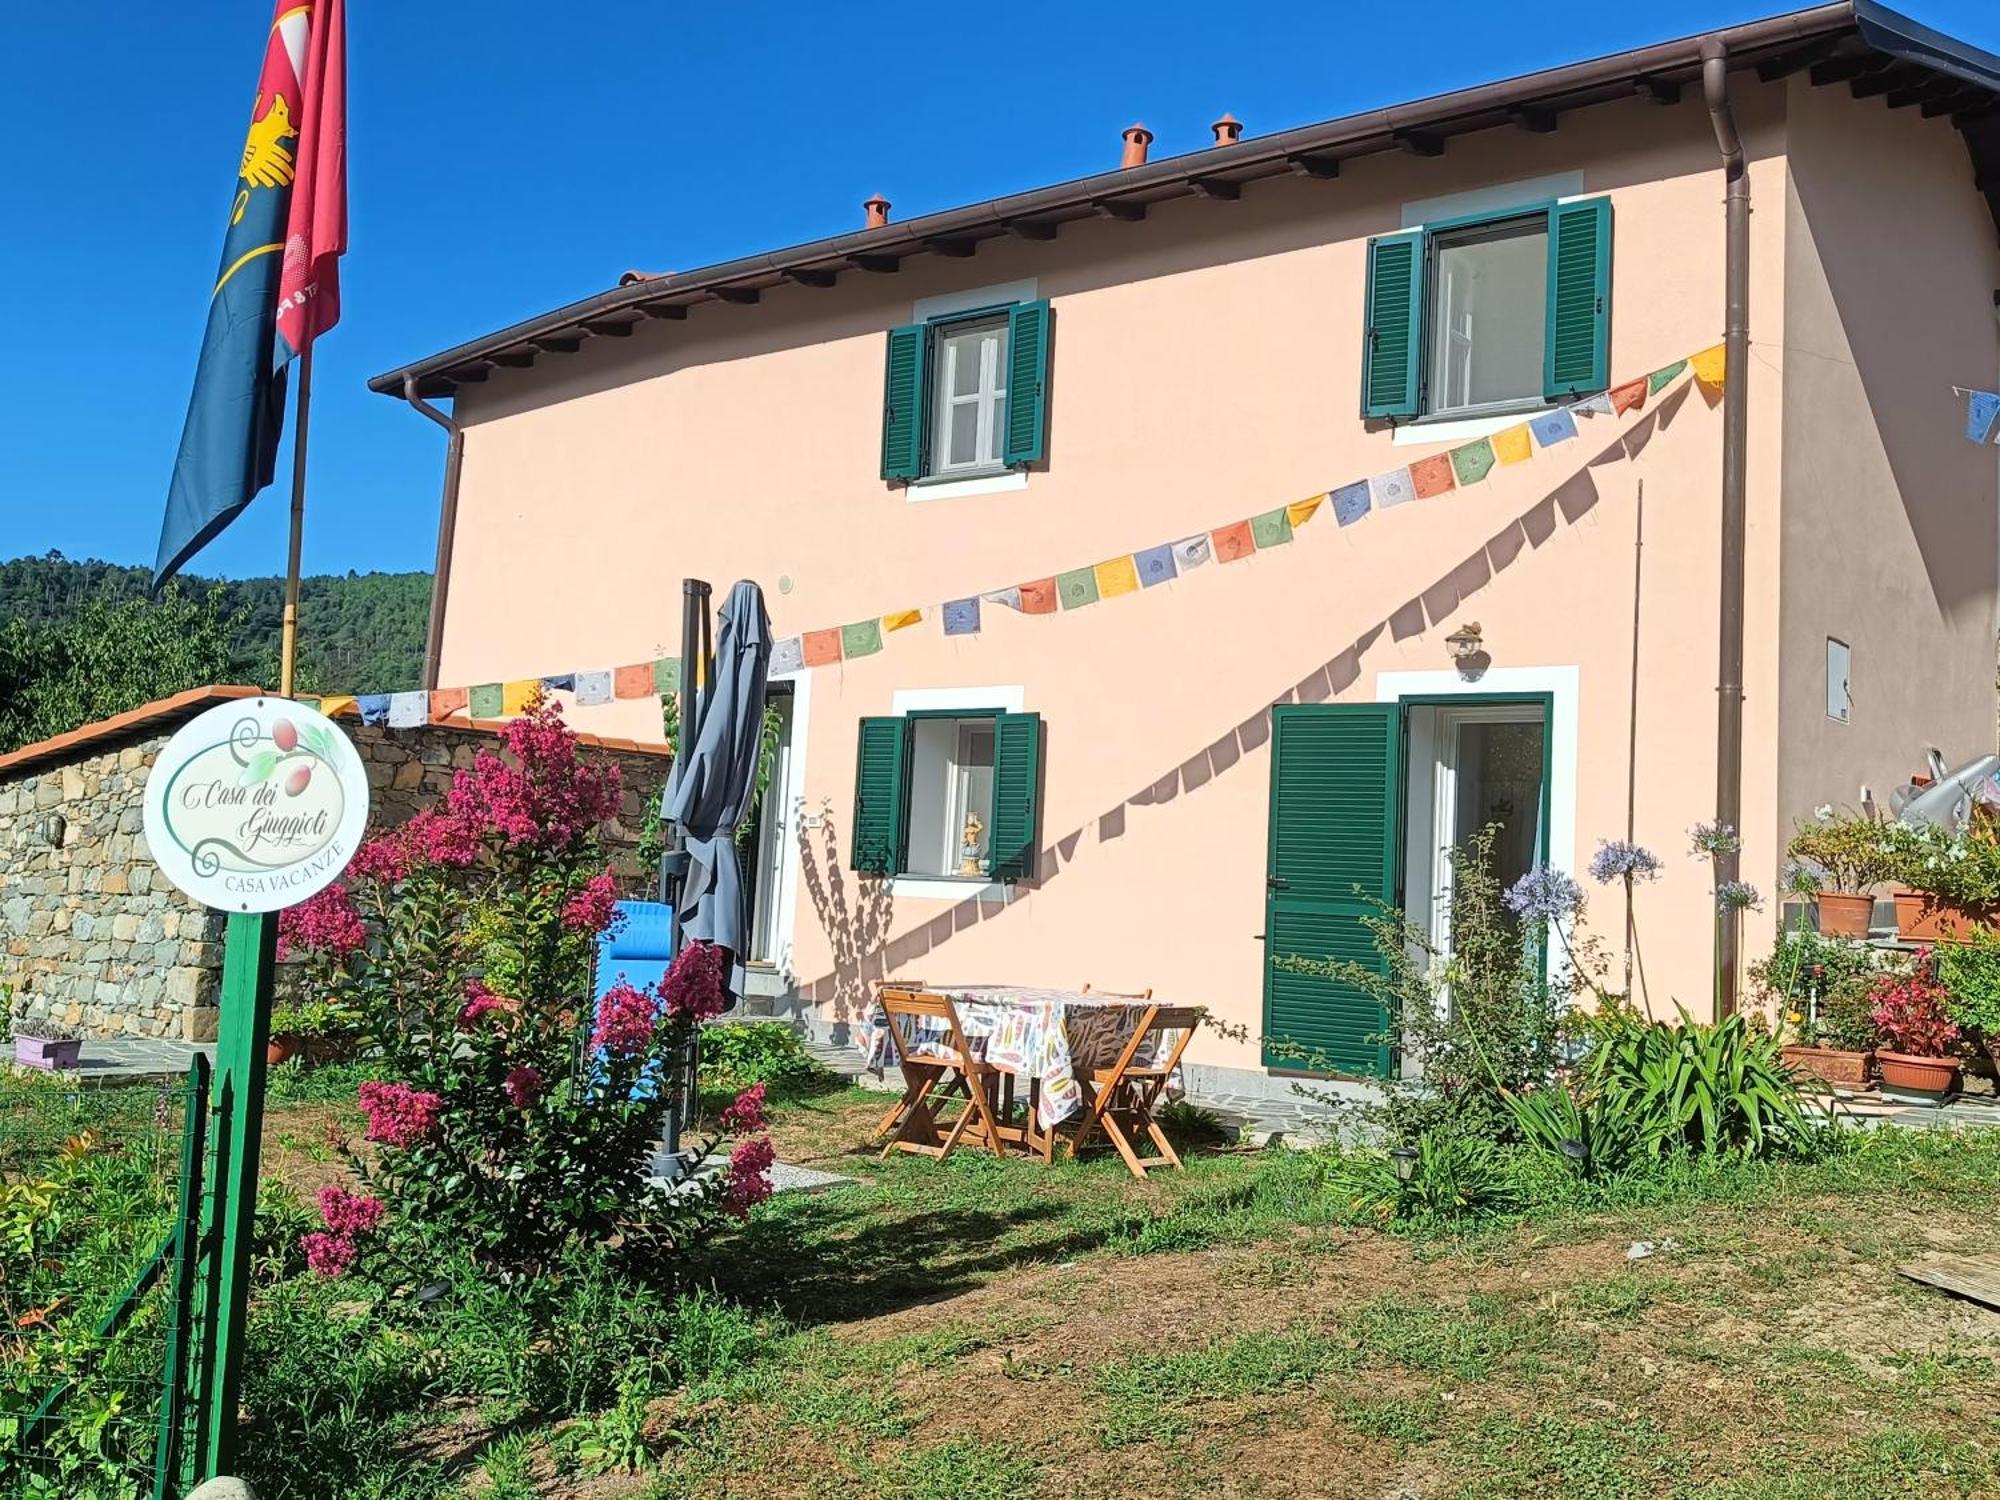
1;714;668;1041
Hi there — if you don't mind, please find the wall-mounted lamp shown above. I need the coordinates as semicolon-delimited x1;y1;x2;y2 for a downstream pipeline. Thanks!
38;813;65;848
1446;622;1484;663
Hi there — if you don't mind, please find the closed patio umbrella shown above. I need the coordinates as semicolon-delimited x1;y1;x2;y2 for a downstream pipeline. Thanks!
661;578;771;993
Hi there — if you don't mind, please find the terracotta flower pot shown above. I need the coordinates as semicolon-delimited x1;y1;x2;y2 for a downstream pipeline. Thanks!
267;1034;303;1067
1814;892;1876;938
1893;892;1993;943
1780;1045;1873;1089
1876;1049;1961;1096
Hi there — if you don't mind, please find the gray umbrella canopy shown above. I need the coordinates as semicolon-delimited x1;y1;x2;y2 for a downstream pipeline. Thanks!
661;581;771;989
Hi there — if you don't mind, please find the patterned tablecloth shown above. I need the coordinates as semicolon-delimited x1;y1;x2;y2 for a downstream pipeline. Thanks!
860;986;1191;1127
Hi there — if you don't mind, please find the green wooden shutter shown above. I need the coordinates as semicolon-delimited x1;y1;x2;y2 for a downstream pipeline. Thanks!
989;712;1043;881
1544;197;1613;399
880;324;927;481
1361;230;1425;420
851;716;909;873
1002;300;1052;466
1263;704;1401;1076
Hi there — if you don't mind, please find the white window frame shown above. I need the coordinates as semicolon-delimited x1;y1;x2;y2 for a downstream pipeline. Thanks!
1422;213;1550;421
929;315;1010;478
887;685;1025;903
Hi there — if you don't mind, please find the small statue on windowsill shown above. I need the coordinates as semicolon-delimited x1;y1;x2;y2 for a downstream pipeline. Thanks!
958;812;987;877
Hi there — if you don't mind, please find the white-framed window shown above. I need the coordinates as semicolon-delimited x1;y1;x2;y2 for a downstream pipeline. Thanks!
1827;638;1852;723
904;715;998;877
930;317;1011;476
1427;215;1549;416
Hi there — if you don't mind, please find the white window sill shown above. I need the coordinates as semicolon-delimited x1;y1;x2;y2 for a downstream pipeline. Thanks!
888;875;1013;904
1392;405;1549;446
905;469;1028;503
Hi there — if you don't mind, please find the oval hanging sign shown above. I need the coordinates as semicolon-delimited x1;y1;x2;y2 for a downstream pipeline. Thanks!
142;698;370;913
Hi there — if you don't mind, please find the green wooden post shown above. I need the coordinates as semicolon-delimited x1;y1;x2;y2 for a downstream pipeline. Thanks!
156;1055;210;1498
197;910;278;1479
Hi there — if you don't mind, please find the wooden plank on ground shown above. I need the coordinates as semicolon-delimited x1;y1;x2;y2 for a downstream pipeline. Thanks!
1898;1255;2000;1311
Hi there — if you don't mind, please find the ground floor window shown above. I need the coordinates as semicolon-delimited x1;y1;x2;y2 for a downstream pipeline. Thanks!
851;710;1043;881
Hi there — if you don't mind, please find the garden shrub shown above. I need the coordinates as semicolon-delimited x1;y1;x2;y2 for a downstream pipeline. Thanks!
1934;933;2000;1056
278;698;773;1275
1581;1004;1812;1158
1321;1130;1518;1228
701;1019;835;1097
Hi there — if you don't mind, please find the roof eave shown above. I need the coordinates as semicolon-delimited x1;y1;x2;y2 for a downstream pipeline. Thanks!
368;2;2000;400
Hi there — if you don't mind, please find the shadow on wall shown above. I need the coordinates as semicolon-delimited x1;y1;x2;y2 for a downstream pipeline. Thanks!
795;797;896;1034
797;381;1701;1007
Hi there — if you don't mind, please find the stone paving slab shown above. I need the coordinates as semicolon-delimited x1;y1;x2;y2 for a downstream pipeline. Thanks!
8;1036;214;1083
650;1150;855;1197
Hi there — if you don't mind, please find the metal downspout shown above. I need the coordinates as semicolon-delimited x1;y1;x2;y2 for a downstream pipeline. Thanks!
402;376;465;691
1703;36;1751;1019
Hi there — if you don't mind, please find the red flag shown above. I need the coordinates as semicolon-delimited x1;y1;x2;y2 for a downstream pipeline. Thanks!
274;0;346;366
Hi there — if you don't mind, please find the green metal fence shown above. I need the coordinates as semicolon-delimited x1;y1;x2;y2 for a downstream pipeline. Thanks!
1;1059;209;1500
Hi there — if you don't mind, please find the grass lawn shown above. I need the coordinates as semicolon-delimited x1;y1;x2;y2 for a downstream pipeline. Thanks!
15;1072;2000;1499
575;1088;2000;1499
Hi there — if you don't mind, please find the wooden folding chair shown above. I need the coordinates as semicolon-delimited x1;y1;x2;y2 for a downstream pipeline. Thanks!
867;980;940;1141
874;988;1008;1161
1067;1004;1204;1178
1080;983;1153;1000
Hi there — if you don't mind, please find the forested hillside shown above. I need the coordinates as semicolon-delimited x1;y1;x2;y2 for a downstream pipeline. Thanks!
0;552;430;753
0;552;430;693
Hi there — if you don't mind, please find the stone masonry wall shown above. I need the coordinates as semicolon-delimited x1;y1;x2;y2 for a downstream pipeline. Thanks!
1;715;670;1041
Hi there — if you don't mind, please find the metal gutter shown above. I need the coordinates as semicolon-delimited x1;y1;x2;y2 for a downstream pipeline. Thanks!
401;376;464;690
369;3;1872;398
1703;36;1752;1020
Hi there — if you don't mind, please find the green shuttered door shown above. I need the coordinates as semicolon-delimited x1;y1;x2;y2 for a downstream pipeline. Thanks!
1544;197;1612;399
1263;704;1400;1076
880;324;927;481
1002;301;1051;466
1361;230;1425;420
990;712;1043;880
851;717;909;873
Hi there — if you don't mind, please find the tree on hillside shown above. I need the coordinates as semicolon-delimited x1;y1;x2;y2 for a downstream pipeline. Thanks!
0;589;241;754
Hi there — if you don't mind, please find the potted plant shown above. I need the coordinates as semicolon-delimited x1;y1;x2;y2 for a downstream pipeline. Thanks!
10;1008;84;1071
1755;931;1892;1089
1934;931;2000;1078
1786;811;1895;938
1886;821;2000;942
1869;970;1962;1097
267;998;360;1067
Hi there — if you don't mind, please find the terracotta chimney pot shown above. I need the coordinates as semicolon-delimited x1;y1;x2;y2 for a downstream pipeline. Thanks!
1211;113;1243;147
1120;124;1154;169
863;194;891;229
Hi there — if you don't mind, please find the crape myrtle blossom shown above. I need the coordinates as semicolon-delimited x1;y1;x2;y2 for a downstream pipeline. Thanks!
357;1081;443;1148
592;979;659;1055
276;881;366;960
663;939;728;1022
722;1136;776;1218
562;871;621;934
1503;867;1585;924
446;698;622;853
720;1082;768;1134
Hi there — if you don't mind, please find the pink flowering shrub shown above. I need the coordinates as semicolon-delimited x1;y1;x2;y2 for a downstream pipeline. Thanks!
280;697;771;1270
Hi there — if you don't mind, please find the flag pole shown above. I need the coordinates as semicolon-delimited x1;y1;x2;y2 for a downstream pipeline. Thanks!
278;346;313;697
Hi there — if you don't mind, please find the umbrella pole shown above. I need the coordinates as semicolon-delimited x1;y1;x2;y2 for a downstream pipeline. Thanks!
659;577;712;1170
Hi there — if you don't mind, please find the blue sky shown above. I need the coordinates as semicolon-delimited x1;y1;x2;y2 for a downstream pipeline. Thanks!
3;0;1996;580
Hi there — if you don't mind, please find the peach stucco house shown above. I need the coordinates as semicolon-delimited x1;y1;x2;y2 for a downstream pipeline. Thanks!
371;3;2000;1100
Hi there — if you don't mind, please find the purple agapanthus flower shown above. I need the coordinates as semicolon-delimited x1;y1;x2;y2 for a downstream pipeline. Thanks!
1503;867;1585;923
1588;839;1662;885
1689;821;1742;860
1716;880;1762;912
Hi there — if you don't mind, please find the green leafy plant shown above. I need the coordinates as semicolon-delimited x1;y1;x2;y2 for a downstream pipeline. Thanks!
1935;932;2000;1041
700;1020;834;1096
1271;827;1573;1144
1882;820;2000;907
267;997;360;1041
1786;810;1899;894
1751;929;1908;1051
1581;1004;1810;1158
1321;1130;1517;1227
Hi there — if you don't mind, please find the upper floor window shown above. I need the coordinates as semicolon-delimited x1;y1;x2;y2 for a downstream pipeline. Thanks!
1362;197;1612;422
880;301;1052;482
933;316;1010;475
